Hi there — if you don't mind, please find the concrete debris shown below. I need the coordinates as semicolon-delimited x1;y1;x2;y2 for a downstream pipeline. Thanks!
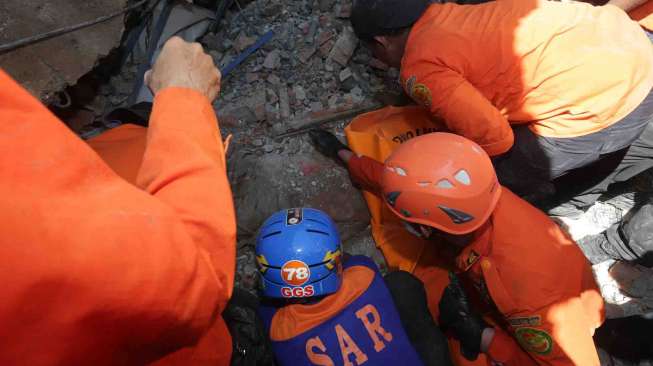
335;0;353;18
263;49;281;69
294;85;307;101
298;44;318;63
339;67;353;82
267;74;282;86
233;31;256;52
306;19;319;44
279;85;291;119
250;88;267;121
262;2;284;18
319;0;338;12
245;72;259;83
327;27;358;66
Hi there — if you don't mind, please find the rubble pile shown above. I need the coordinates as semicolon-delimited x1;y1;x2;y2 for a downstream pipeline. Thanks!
81;0;653;309
198;0;395;291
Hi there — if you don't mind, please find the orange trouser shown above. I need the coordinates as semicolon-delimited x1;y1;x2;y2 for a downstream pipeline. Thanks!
345;106;488;366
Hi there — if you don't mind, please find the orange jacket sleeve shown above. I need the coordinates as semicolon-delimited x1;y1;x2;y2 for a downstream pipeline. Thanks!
486;299;600;366
400;64;514;157
0;69;235;365
346;154;385;194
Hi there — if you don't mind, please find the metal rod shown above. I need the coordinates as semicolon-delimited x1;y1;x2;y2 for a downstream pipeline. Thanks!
275;102;383;139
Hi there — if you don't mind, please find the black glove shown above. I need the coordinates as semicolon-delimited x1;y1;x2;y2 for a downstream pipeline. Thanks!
439;272;487;361
308;129;350;161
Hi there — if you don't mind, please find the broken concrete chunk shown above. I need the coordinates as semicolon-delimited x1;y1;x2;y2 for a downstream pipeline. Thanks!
263;144;275;153
310;101;324;112
263;49;281;69
267;88;279;104
335;0;353;18
319;0;337;12
279;85;291;119
245;72;259;83
267;74;282;86
306;19;319;44
339;67;353;82
298;45;318;64
249;88;268;121
294;85;307;101
234;31;257;52
262;2;283;17
327;27;358;66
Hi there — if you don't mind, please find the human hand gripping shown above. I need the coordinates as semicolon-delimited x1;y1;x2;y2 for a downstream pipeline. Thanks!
145;36;222;102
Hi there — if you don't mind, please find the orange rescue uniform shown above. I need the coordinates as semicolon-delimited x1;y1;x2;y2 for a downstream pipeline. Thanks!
343;107;604;365
0;69;236;365
628;0;653;30
347;154;605;365
401;0;653;156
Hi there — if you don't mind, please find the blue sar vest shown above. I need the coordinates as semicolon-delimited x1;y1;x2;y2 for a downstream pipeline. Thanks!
259;256;424;366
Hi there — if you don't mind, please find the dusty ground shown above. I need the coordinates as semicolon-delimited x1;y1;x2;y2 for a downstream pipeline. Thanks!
0;0;128;102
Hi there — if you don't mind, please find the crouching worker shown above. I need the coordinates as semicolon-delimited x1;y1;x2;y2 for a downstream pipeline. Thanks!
310;130;605;365
255;208;452;366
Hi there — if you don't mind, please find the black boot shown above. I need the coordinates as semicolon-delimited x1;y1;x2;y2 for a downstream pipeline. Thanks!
308;129;350;162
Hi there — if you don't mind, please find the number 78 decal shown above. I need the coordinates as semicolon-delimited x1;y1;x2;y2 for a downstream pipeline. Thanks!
281;260;311;286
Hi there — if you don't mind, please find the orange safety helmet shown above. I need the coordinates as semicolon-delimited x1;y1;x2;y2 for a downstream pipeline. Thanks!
381;133;501;235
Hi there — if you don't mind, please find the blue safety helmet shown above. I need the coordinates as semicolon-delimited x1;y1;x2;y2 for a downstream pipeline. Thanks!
255;208;343;299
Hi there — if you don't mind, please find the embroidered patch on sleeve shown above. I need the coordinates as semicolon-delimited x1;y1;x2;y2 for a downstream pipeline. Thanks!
405;75;433;108
508;315;542;328
515;327;553;356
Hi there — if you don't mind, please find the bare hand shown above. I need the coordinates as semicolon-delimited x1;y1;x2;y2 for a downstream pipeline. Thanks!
145;36;221;102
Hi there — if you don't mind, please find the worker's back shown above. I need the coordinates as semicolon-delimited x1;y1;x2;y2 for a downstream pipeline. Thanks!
403;0;653;138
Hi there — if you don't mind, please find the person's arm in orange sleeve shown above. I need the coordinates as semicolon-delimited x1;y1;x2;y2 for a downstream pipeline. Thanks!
401;65;514;156
346;154;385;193
0;37;235;365
485;299;600;365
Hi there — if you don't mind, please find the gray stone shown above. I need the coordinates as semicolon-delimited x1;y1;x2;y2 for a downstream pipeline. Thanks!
263;144;275;153
267;74;281;86
263;49;281;69
249;88;268;121
298;44;318;64
245;72;259;83
319;0;337;12
279;85;291;119
233;31;256;52
209;50;224;65
267;88;279;104
327;27;358;66
262;2;283;17
339;67;353;82
310;101;324;112
306;19;319;44
251;138;265;147
294;85;307;101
